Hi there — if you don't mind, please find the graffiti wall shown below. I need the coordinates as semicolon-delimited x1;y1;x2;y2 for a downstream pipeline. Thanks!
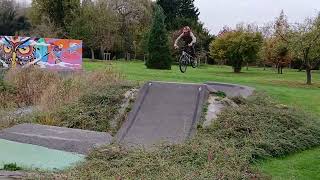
0;36;82;70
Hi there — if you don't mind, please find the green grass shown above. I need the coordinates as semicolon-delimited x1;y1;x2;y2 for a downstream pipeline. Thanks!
258;148;320;180
83;60;320;179
84;60;320;116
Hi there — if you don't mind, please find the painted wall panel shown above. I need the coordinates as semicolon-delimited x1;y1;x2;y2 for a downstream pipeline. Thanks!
0;36;82;70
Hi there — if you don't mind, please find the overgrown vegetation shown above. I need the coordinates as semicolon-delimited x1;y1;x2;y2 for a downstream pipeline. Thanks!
2;163;22;171
37;94;320;179
0;68;134;132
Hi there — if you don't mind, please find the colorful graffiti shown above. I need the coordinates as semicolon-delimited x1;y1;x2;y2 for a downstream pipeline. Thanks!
0;36;82;70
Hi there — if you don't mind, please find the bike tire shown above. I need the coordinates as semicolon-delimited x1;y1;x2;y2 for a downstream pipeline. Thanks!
179;55;188;73
191;58;198;68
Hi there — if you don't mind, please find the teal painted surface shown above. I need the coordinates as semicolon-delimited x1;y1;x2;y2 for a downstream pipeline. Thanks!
0;139;85;171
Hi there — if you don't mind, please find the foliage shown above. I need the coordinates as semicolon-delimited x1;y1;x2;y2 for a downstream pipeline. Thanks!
146;5;172;69
210;28;263;72
2;163;22;171
29;17;64;38
287;14;320;84
111;0;153;58
259;11;291;74
39;94;320;179
259;37;291;74
54;85;130;132
30;0;80;33
157;0;199;31
0;0;31;36
68;1;118;60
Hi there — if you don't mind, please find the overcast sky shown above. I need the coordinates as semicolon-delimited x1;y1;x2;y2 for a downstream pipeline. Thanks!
195;0;320;34
21;0;320;35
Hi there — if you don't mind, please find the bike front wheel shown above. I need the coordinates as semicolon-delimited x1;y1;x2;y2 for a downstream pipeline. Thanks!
179;55;188;73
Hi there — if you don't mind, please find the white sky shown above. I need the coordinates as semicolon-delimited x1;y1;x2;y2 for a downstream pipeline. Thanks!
195;0;320;34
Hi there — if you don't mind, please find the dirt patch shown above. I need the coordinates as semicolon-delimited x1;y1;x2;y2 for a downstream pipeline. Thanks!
203;95;238;128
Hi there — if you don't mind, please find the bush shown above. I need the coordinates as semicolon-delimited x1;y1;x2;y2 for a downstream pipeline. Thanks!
3;68;60;106
55;85;131;132
0;67;134;132
2;163;22;171
40;94;320;179
0;77;18;108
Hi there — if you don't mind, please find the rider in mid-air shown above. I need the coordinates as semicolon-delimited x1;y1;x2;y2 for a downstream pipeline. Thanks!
174;26;197;59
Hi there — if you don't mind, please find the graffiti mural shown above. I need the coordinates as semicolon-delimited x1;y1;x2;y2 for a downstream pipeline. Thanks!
0;36;82;70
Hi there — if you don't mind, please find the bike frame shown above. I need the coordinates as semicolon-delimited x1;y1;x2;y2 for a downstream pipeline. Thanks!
180;49;193;64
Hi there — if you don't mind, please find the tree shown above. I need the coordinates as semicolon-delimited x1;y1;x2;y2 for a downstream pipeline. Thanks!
177;0;199;22
112;0;152;59
146;5;172;69
94;0;119;59
273;10;291;74
288;14;320;84
30;0;80;34
157;0;199;31
0;0;30;36
156;0;178;30
210;28;263;73
30;17;64;38
68;3;98;60
259;37;291;74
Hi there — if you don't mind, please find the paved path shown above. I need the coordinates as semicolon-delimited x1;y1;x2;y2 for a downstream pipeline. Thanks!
0;139;84;171
116;82;208;148
0;124;112;155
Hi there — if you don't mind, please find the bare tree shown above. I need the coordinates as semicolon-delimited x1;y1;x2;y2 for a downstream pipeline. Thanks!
288;14;320;84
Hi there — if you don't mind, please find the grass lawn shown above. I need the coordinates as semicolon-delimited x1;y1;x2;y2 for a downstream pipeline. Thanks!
258;148;320;180
84;60;320;179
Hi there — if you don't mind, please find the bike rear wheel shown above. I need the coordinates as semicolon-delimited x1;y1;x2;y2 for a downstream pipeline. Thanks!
191;58;198;68
179;55;188;73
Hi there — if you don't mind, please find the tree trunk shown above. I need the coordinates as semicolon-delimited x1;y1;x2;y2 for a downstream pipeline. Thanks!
246;62;249;71
306;67;312;85
281;67;283;74
234;67;242;73
90;48;95;61
100;47;105;60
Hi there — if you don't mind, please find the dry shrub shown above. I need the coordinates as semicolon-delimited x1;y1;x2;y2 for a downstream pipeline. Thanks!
1;67;126;111
0;79;17;108
4;68;60;106
39;68;126;112
1;67;133;132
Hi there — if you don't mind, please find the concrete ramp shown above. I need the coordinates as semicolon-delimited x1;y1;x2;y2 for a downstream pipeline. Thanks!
0;124;112;155
116;82;208;148
205;82;254;98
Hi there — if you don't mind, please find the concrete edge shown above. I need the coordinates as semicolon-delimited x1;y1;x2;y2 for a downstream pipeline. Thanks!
0;171;25;179
115;82;152;143
0;124;113;155
186;85;209;139
205;82;255;98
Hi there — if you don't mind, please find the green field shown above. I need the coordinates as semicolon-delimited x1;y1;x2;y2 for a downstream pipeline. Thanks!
84;60;320;179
